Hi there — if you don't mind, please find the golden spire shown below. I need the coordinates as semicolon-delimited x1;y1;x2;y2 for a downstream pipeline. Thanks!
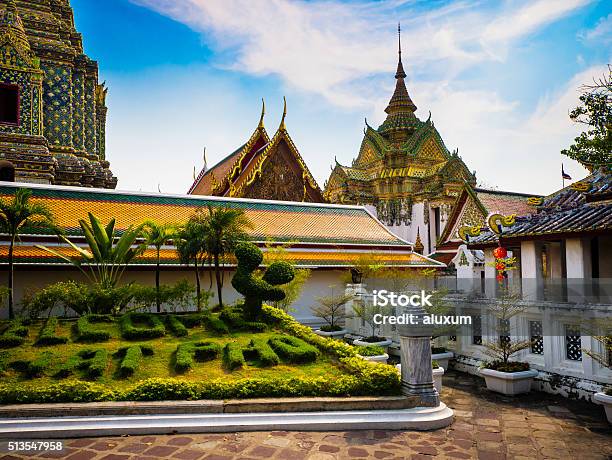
258;98;265;129
279;96;287;131
396;22;406;79
414;227;424;254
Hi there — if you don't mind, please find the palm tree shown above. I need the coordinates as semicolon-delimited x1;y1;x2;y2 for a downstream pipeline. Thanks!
37;213;145;290
143;221;177;312
175;219;208;309
0;188;54;319
199;205;252;308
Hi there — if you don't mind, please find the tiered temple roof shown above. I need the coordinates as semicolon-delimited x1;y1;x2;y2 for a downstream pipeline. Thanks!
467;168;612;247
189;100;323;203
0;182;444;268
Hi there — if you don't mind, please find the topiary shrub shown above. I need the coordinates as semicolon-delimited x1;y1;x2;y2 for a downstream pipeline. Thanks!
243;338;279;367
119;313;165;340
174;341;221;373
76;349;108;379
74;315;113;343
219;306;267;332
231;242;295;320
0;320;28;348
114;344;154;377
166;315;188;337
268;335;319;364
202;314;230;335
223;342;245;371
35;317;69;346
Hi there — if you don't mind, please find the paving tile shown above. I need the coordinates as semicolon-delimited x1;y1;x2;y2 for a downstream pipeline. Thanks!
142;445;179;457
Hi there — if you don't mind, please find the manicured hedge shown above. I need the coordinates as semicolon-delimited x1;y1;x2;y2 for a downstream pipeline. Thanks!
175;342;221;373
115;344;154;377
219;307;267;332
75;315;112;343
166;315;188;337
76;349;108;379
177;313;206;328
119;313;165;340
243;338;279;367
223;342;245;371
202;315;230;335
268;335;319;364
35;317;69;346
0;320;28;348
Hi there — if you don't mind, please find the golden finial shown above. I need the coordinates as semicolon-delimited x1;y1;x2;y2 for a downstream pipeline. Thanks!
279;96;287;131
258;98;265;129
414;228;424;254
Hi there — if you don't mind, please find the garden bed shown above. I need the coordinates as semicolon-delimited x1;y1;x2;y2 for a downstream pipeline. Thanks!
0;306;400;404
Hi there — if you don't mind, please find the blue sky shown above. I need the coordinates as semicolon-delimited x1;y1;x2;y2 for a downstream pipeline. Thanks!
72;0;611;195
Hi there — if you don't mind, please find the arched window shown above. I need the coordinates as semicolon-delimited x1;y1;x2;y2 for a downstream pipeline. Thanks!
0;160;16;182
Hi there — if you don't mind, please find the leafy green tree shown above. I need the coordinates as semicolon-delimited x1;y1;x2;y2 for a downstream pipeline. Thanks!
0;188;54;318
175;219;209;310
142;221;177;312
561;65;612;170
37;213;145;290
312;286;352;331
198;206;253;308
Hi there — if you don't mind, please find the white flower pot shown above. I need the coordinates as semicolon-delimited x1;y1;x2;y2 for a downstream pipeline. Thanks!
358;353;389;364
431;351;454;370
432;367;444;393
353;338;392;349
314;328;347;339
593;392;612;424
479;368;538;396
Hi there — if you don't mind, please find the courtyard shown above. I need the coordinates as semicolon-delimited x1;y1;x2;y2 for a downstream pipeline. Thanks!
1;370;610;460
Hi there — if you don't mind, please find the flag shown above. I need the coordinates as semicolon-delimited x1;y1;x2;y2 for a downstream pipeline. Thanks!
562;164;572;180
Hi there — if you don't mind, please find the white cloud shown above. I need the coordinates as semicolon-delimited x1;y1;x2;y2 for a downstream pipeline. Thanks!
579;13;612;44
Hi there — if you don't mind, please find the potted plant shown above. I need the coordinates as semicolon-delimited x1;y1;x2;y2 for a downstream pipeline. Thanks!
431;346;454;370
396;362;444;393
479;292;538;395
583;321;612;423
351;298;392;348
356;345;388;363
311;287;351;338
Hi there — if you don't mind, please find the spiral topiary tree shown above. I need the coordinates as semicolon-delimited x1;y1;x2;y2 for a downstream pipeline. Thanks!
231;242;295;320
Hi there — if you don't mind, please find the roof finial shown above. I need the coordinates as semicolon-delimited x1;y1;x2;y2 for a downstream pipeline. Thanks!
258;98;265;129
395;22;406;79
203;146;208;171
279;96;287;131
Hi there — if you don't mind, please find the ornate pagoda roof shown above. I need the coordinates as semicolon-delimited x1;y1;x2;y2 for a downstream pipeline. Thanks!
0;0;30;53
0;182;445;268
466;167;612;246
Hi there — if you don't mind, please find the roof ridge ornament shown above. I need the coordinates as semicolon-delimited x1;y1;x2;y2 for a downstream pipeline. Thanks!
258;98;265;129
395;22;406;80
279;96;287;131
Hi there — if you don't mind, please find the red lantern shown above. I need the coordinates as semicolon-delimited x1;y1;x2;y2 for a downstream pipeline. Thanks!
495;262;505;271
496;274;504;282
493;246;507;259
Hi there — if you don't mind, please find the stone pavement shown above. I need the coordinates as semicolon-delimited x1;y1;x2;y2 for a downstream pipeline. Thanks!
1;370;611;460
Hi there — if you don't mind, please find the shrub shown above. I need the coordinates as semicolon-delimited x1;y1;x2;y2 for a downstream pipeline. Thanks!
76;349;108;379
119;313;165;340
174;342;221;373
219;307;267;332
484;360;530;373
0;320;28;348
231;242;294;320
355;345;385;357
0;381;115;404
119;345;143;377
35;317;69;346
243;338;279;367
223;342;245;371
166;315;188;337
22;281;90;318
268;335;319;364
74;315;112;343
178;313;206;328
26;352;53;378
202;314;229;335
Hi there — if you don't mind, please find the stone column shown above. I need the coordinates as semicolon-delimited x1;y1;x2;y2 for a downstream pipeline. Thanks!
397;304;439;407
520;240;543;301
565;238;592;302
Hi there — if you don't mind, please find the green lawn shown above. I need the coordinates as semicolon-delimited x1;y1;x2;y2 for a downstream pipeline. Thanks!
0;317;350;392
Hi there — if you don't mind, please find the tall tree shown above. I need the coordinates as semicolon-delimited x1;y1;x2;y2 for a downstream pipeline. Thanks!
175;219;208;310
143;221;177;312
561;65;612;170
198;206;252;308
0;189;54;319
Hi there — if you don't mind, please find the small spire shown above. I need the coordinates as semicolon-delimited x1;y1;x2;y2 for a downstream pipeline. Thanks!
414;228;424;254
258;98;265;129
1;0;31;53
395;22;406;79
279;96;287;131
203;147;207;171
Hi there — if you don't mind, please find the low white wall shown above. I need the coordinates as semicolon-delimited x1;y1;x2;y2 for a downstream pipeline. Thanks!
1;266;346;324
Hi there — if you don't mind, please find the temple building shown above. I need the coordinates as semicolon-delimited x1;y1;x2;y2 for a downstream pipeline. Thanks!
0;0;116;188
324;27;537;264
189;99;324;203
